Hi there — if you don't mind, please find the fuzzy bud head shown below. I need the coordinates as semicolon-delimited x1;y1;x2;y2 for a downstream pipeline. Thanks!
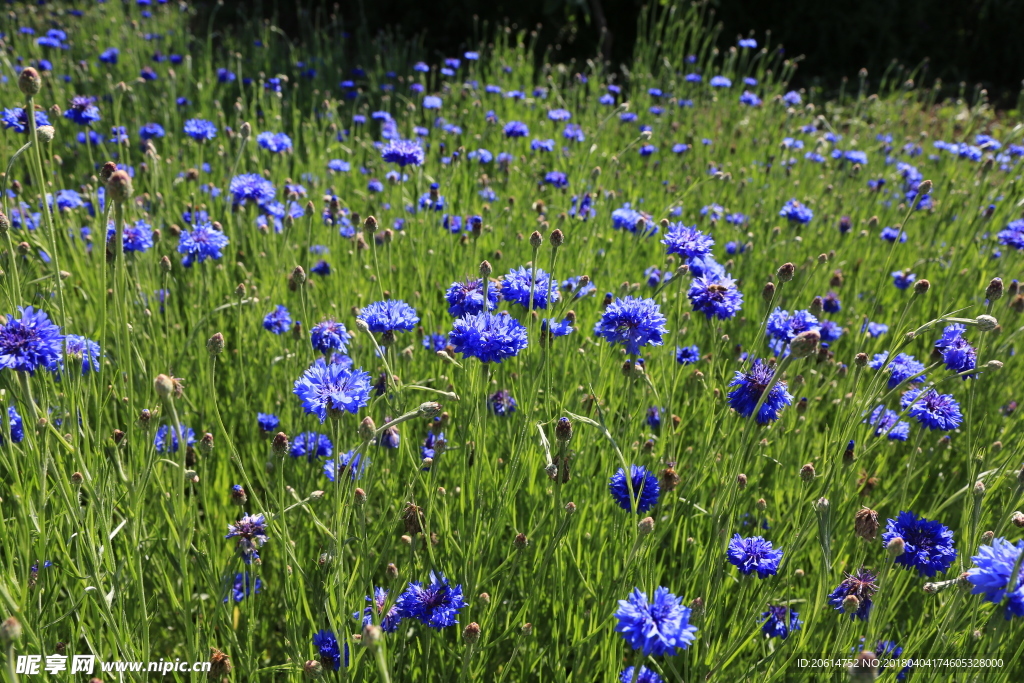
918;179;933;194
513;533;529;550
842;594;860;614
762;281;776;303
529;231;543;249
638;516;655;536
107;170;134;203
976;314;998;331
886;536;906;558
555;416;573;442
36;125;55;143
550;228;564;247
358;416;377;441
303;660;323;679
790;330;820;358
737;473;747;489
0;616;22;642
777;262;796;282
463;622;481;644
800;463;816;482
19;68;41;96
272;432;290;454
479;260;492;278
207;332;225;356
154;373;174;399
914;278;930;294
239;121;252;139
987;277;1004;301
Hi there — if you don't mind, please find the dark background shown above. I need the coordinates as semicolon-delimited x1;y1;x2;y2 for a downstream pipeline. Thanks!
211;0;1024;106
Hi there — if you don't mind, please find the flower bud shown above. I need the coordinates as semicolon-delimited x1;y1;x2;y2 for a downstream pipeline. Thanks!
272;432;290;454
463;622;481;644
564;501;576;515
303;660;323;679
986;277;1004;301
918;179;932;194
0;616;22;642
418;401;442;417
555;416;572;442
36;125;55;143
777;262;795;282
513;533;529;550
737;473;747;489
913;278;930;294
886;536;906;558
814;497;829;512
842;594;860;614
854;353;868;367
240;121;252;139
19;68;41;96
230;485;247;505
762;281;776;303
359;416;377;441
529;231;543;248
973;314;999;334
291;265;306;286
154;373;175;399
638;517;655;536
790;330;820;359
107;170;134;203
207;332;225;356
800;463;816;482
550;229;564;248
199;432;214;454
354;488;367;505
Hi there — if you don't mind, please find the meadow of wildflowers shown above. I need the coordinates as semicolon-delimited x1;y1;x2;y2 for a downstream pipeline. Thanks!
0;1;1023;681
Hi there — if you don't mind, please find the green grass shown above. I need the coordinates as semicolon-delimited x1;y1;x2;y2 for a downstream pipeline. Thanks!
0;1;1023;681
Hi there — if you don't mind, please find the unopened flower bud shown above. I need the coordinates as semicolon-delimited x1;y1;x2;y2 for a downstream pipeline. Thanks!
529;231;543;248
737;473;747;489
230;485;247;505
291;265;306;286
987;277;1004;301
564;501;576;515
463;622;481;644
354;488;367;505
207;332;225;355
800;463;816;482
1011;511;1024;528
513;533;529;550
107;170;134;203
199;432;214;454
154;373;174;399
550;229;564;247
555;416;572;442
913;278;930;294
756;498;767;511
36;125;55;143
19;68;41;96
359;416;376;441
272;432;290;454
418;401;442;417
854;353;868;367
303;660;323;679
0;616;22;642
842;594;860;614
160;255;172;272
762;281;776;303
240;122;252;139
976;314;998;331
886;536;906;558
638;517;654;536
521;623;533;636
479;592;491;604
790;330;820;358
777;262;795;282
918;179;932;194
814;497;829;512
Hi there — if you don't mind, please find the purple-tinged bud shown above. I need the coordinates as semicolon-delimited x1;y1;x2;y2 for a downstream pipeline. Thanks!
272;432;290;454
463;622;481;644
230;485;247;505
513;533;529;550
777;262;795;282
199;432;214;454
756;498;767;511
800;463;816;482
555;417;572;443
854;353;868;367
638;517;655;536
762;281;776;303
1011;511;1024;528
737;473;747;489
207;332;225;356
564;501;576;515
987;277;1004;301
19;68;41;96
107;170;134;203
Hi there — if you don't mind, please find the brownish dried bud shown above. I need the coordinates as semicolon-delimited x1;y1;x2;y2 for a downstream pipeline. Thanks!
762;281;776;303
272;432;290;454
463;622;481;644
737;473;747;490
637;517;655;536
513;533;529;550
914;278;930;295
799;463;816;482
209;648;232;677
987;277;1004;301
854;352;868;367
550;228;564;247
529;231;543;249
855;508;879;541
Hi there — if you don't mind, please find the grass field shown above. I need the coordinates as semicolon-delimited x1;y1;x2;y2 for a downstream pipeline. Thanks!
1;1;1023;681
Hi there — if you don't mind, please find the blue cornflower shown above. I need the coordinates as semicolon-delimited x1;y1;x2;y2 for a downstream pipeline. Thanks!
619;667;662;683
488;390;517;416
0;307;64;374
966;537;1024;619
614;586;698;655
935;323;967;351
689;275;743;320
819;320;844;343
593;296;667;356
226;511;268;565
544;171;568;188
183;118;217;141
823;292;841;313
381;139;425;167
358;587;403;632
358;300;420;337
290;432;333;462
739;90;762;106
312;630;347;671
257;413;279;432
106;219;154;253
501;267;560;309
941;335;977;377
865;321;889;338
646;406;662;429
216;67;236;83
293;358;372;422
229;173;276;206
154;424;195;454
874;352;926;389
891;271;916;290
448;312;528;363
422;333;447;352
395;571;467;630
901;388;963;431
323;451;366;481
728;359;793;424
766;308;820;346
542;317;574;337
865;405;910;441
531;138;556;152
224;572;261;603
1;406;24;445
328;159;351;173
760;605;801;639
311;260;331;276
676;345;700;364
710;75;732;87
503;121;529;138
263;305;292;335
2;108;51;134
562;275;597;298
99;47;119;64
548;108;572;121
827;569;877;621
256;131;292;153
728;534;783;577
880;226;907;243
612;204;654;233
422;95;443;109
310;319;351;355
177;221;229;267
564;123;585;141
64;335;101;375
882;511;957;577
997;219;1024;250
608;465;660;513
445;279;499;317
661;223;714;259
63;96;101;126
139;122;165;140
779;199;813;224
